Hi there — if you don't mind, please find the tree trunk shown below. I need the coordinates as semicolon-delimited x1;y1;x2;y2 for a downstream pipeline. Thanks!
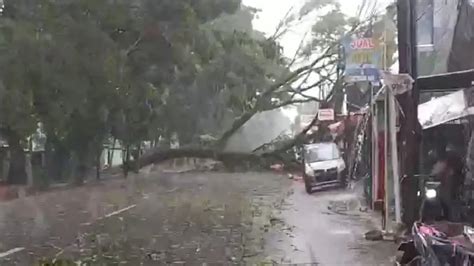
124;111;323;172
75;163;86;185
107;148;112;166
74;149;89;186
45;138;67;182
134;147;280;170
6;132;27;185
132;144;141;173
122;145;131;178
107;138;117;166
25;153;33;187
96;148;102;180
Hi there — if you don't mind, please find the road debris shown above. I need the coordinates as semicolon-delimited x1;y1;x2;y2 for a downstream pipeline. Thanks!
0;247;25;258
365;230;384;241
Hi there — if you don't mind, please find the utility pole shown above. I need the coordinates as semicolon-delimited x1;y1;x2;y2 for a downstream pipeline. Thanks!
397;0;420;226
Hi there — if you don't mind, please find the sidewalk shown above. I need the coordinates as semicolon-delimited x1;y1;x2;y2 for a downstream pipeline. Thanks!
259;176;397;265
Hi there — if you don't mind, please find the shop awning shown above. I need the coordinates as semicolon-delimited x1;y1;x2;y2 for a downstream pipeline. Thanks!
418;89;474;129
418;69;474;91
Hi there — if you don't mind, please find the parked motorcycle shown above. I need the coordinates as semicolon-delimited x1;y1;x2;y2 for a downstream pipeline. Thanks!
417;174;464;223
398;222;474;265
417;174;445;222
397;173;474;265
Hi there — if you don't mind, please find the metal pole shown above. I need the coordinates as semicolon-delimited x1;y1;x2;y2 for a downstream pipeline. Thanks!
389;88;402;223
368;18;375;204
397;0;419;226
373;94;379;207
384;88;389;230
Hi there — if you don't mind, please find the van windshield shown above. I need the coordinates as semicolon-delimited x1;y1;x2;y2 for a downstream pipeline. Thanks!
304;143;340;163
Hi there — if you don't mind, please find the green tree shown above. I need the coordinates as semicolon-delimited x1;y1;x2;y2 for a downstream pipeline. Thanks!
0;19;38;184
0;0;379;183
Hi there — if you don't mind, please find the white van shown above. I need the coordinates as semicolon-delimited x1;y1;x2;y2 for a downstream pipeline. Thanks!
302;142;346;194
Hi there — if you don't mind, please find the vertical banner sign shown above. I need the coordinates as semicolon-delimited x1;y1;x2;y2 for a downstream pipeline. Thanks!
342;37;382;85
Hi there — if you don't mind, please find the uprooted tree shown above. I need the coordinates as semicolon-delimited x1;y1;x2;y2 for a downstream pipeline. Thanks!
126;0;381;171
0;0;379;184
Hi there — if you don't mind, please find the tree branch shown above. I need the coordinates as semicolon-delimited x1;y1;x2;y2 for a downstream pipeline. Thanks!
216;50;336;148
215;10;374;149
287;30;310;68
125;36;144;56
266;98;319;110
270;6;295;41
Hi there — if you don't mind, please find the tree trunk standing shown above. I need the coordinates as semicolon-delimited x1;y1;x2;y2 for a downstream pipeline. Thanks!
45;139;55;180
107;146;112;166
397;0;420;225
6;132;27;185
75;163;86;185
74;148;90;186
133;143;141;173
122;144;131;178
96;148;102;180
107;138;116;166
45;138;67;182
25;153;33;187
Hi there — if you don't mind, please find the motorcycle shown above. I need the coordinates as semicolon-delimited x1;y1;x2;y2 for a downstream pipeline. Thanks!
417;174;464;223
398;222;474;265
417;174;445;222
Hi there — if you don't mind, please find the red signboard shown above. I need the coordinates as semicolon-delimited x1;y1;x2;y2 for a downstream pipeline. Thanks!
318;109;335;121
350;38;376;50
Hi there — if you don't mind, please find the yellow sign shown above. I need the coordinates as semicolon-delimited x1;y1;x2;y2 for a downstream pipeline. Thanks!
350;51;377;65
344;37;383;68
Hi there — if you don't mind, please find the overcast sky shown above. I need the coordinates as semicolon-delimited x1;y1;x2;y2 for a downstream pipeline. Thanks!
240;0;394;102
242;0;393;57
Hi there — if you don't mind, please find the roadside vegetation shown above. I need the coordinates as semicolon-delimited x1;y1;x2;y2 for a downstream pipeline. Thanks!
0;0;383;186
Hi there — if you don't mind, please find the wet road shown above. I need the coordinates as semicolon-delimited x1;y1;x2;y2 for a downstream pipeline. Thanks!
0;170;291;265
263;178;396;265
0;169;396;265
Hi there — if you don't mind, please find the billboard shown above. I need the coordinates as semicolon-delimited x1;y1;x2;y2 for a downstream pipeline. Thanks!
318;109;335;121
342;37;382;85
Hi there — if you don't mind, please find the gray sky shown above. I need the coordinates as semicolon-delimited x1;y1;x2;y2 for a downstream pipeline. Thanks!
240;0;394;105
242;0;393;57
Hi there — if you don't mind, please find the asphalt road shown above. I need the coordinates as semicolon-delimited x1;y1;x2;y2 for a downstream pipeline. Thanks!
0;170;291;265
262;177;397;265
0;169;396;265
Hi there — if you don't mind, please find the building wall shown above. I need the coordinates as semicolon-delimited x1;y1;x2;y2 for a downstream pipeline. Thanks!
417;0;460;76
448;0;474;71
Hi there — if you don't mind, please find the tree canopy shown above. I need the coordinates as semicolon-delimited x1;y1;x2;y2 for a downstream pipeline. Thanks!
0;0;375;184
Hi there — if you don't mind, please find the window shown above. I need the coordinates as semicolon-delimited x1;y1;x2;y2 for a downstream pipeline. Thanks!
417;0;434;47
304;143;341;163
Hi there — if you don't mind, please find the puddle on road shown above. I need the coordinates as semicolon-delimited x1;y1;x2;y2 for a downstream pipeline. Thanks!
330;229;352;235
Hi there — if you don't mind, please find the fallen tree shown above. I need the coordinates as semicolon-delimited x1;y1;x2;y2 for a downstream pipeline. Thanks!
136;148;276;168
125;107;322;174
121;1;380;175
